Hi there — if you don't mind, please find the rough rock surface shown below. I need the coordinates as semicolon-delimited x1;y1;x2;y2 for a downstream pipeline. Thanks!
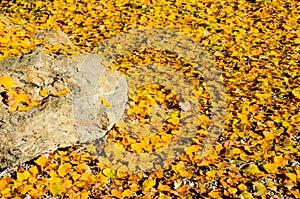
0;30;128;169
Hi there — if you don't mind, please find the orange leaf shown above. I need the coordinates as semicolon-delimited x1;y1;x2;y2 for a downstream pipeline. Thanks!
111;189;122;198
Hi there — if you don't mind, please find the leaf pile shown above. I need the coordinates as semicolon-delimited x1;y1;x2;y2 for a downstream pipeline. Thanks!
1;0;300;198
0;75;68;112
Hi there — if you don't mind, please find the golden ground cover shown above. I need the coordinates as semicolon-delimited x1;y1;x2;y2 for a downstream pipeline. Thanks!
0;0;300;198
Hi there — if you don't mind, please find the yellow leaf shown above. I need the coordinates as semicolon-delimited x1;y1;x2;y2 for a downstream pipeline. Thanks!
263;130;275;140
130;183;139;192
240;191;254;199
102;167;117;178
131;143;144;153
228;187;237;194
286;172;297;183
122;189;134;197
143;178;156;192
208;190;221;198
253;182;267;195
39;89;48;97
0;76;14;90
20;184;34;195
291;189;300;198
79;172;92;181
214;51;224;57
157;182;171;192
158;196;172;199
99;97;112;107
117;166;129;179
167;116;180;125
17;171;30;181
21;38;31;49
292;87;300;98
35;155;48;167
172;164;192;178
274;155;287;167
185;145;200;157
80;190;89;199
265;181;277;191
111;189;122;198
251;48;262;56
263;163;278;174
53;88;68;96
57;150;68;156
29;166;39;176
229;148;241;156
49;178;63;195
75;163;89;174
197;114;210;126
72;172;81;181
240;152;248;161
178;169;192;178
85;144;96;153
58;163;72;177
244;164;261;174
0;177;9;190
1;187;11;195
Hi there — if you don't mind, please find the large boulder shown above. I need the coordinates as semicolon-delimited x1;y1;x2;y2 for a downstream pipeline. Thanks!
0;30;128;169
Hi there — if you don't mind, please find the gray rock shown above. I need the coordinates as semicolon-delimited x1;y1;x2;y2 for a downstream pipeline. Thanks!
0;30;128;169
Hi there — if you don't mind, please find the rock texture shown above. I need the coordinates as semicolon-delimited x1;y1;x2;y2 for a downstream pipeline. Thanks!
0;30;128;169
